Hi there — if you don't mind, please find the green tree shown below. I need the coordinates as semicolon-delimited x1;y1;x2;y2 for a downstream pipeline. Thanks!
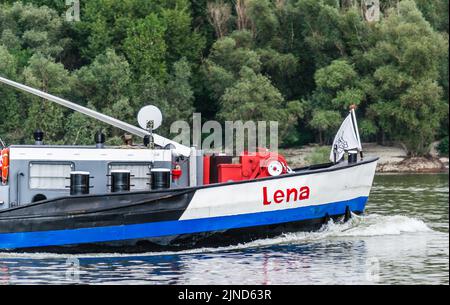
134;58;195;136
415;0;449;32
257;47;299;99
160;3;206;66
247;0;279;45
306;59;364;143
365;0;448;155
0;45;22;143
314;59;363;110
200;34;262;110
76;0;157;61
123;14;167;79
0;2;69;62
309;110;341;144
0;0;448;154
74;49;132;110
22;53;74;143
74;49;134;140
218;67;303;142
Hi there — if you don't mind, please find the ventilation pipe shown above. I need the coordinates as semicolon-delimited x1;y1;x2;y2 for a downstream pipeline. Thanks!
33;129;44;145
95;131;105;148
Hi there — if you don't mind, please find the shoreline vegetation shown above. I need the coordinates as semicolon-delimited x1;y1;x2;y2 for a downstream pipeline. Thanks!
0;0;448;160
282;142;449;173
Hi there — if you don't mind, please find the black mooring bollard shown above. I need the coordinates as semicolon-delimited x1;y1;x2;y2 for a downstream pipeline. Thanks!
110;170;131;192
70;171;91;195
151;168;171;190
348;150;358;163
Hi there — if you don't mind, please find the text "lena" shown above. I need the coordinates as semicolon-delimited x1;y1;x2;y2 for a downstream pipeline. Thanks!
263;186;310;205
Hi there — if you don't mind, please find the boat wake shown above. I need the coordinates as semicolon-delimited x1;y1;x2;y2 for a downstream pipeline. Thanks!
0;213;433;260
319;213;432;237
211;213;433;249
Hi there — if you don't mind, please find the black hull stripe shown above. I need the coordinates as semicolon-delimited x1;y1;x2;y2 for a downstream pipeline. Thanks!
0;191;194;233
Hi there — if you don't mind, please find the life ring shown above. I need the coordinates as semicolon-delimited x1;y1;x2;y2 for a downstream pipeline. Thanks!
1;148;9;185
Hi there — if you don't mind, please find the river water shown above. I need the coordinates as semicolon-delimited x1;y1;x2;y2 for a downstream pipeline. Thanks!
0;174;448;285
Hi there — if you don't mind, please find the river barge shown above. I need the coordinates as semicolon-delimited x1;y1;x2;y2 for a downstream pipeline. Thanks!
0;76;377;253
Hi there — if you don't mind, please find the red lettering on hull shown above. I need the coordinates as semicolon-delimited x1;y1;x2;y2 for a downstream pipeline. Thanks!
262;186;310;205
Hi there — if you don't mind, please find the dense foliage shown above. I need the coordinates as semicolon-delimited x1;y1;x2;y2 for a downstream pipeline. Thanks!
438;136;449;156
0;0;448;156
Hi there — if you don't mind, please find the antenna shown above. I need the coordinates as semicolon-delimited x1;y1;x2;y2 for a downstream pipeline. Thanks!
138;105;162;149
0;75;191;156
137;105;163;130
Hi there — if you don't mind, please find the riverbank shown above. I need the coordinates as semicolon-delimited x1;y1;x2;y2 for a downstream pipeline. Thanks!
281;142;449;173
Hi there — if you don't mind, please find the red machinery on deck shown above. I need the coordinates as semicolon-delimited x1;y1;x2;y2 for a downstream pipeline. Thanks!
203;148;290;184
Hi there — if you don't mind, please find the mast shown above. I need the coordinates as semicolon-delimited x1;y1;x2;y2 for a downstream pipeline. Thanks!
0;76;191;156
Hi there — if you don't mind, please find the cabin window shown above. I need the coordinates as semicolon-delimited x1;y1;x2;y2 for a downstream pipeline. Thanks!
29;163;73;190
108;164;151;190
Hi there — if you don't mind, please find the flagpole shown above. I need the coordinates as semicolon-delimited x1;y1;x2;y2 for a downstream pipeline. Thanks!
333;144;337;164
349;104;363;159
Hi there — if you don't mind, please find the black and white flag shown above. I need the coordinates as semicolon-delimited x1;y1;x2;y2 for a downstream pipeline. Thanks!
329;109;362;162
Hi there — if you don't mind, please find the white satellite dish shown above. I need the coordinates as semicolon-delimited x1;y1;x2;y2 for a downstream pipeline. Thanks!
137;105;163;130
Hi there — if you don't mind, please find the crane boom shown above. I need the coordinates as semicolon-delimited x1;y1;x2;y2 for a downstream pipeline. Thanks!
0;75;191;156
